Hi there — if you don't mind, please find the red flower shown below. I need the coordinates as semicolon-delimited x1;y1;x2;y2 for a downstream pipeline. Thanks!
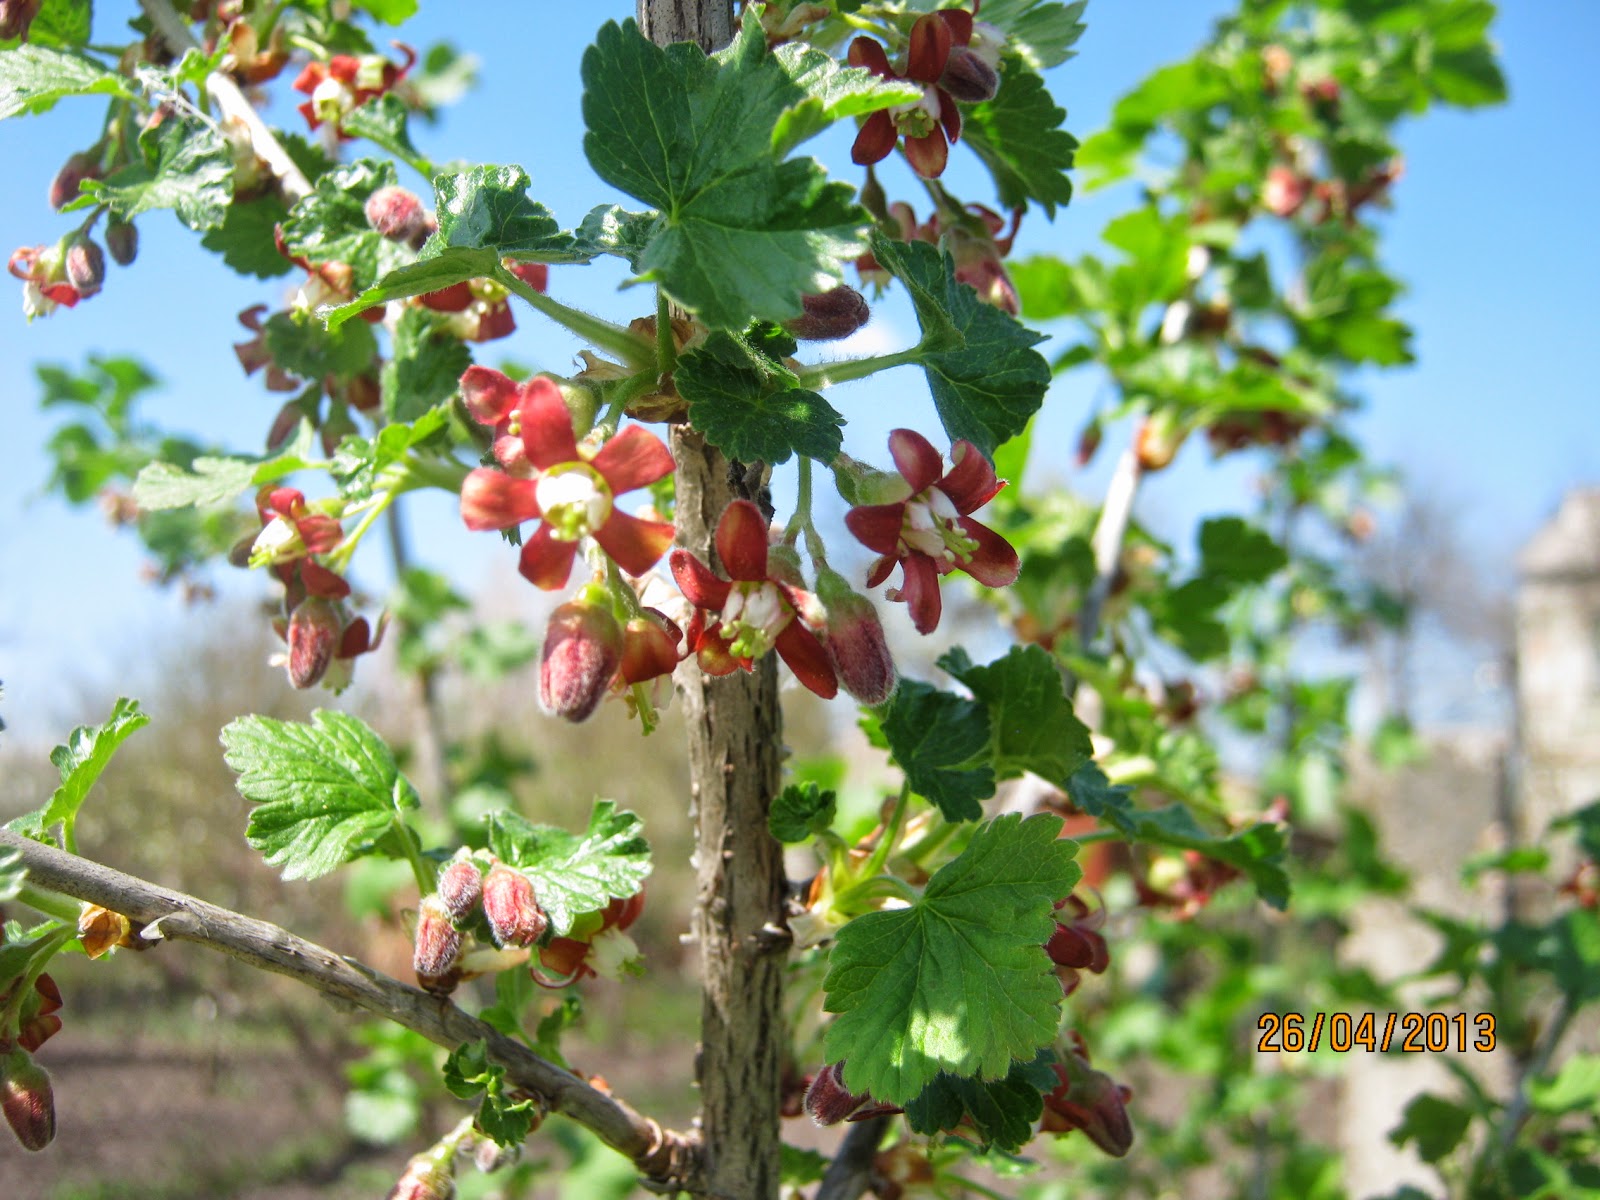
9;243;82;318
669;501;838;699
1041;1048;1134;1157
458;371;675;590
844;430;1018;634
1046;893;1110;996
292;44;415;133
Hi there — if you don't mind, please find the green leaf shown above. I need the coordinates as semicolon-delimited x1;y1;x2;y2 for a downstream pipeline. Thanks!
823;813;1079;1105
26;0;94;49
87;114;233;231
878;681;994;821
532;992;583;1068
330;405;451;502
8;698;149;848
961;57;1077;217
340;94;426;167
428;163;583;261
1388;1093;1472;1163
769;41;922;154
325;249;498;328
580;14;867;330
769;782;838;843
264;308;380;383
279;159;415;291
1529;1054;1600;1115
0;45;130;119
199;195;295;278
905;1051;1056;1152
679;331;845;464
867;232;1049;458
781;1145;829;1188
1066;763;1290;909
131;424;315;512
939;645;1093;786
965;0;1087;71
1197;517;1287;585
222;711;420;882
1426;45;1507;108
352;0;418;23
573;203;660;269
442;1040;538;1146
382;307;472;422
485;801;651;936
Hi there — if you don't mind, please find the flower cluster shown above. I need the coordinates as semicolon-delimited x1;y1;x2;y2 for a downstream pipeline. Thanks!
292;44;415;134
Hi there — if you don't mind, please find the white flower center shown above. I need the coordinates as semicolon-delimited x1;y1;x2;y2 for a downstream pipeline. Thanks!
535;464;613;541
719;581;792;660
900;486;978;564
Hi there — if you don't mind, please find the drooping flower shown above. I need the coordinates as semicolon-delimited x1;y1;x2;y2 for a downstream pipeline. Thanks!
844;429;1018;634
1046;893;1110;996
458;371;675;591
292;45;416;134
669;501;838;699
815;566;897;705
1040;1046;1134;1157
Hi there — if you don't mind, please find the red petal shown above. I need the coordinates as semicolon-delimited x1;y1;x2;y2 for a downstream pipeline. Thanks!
517;524;579;590
937;8;974;45
670;548;733;611
459;365;520;425
851;111;897;166
590;424;675;494
300;559;351;599
904;130;950;178
715;500;770;582
775;621;839;699
845;503;907;556
847;37;893;78
898;554;944;634
889;428;944;492
519;376;581;469
296;514;344;555
419;281;473;312
695;628;745;676
593;509;676;577
461;469;540;531
955;517;1020;586
337;617;373;658
907;14;953;83
620;614;681;683
939;441;1002;512
866;555;898;589
940;91;962;143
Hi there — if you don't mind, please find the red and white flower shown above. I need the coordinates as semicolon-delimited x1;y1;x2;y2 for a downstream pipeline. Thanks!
844;429;1018;634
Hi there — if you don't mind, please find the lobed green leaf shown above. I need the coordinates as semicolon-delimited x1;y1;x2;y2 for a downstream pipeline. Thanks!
678;331;845;464
486;801;651;936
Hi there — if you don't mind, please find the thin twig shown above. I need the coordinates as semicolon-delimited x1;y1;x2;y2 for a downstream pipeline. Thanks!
814;1116;889;1200
0;829;701;1191
137;0;312;203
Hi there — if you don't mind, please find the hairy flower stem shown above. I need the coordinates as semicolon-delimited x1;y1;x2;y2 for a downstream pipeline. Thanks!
796;345;924;390
497;268;654;368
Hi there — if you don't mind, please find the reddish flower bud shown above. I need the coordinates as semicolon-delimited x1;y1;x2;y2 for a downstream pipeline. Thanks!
1;1050;55;1152
804;1061;873;1126
63;235;105;300
0;0;45;41
104;216;138;266
387;1149;455;1200
49;150;101;211
785;286;870;341
816;567;897;705
483;862;548;948
1262;166;1309;218
436;860;484;925
619;610;682;685
286;594;343;689
412;895;462;994
1133;411;1187;472
939;46;999;103
1041;1052;1134;1157
539;598;623;723
365;185;430;244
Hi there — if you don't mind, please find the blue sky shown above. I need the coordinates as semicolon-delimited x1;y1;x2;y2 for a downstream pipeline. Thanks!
1;1;1595;743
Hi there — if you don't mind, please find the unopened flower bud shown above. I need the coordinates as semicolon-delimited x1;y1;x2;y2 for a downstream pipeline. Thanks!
286;594;343;689
539;597;623;723
474;1135;520;1173
365;185;429;244
64;235;105;299
482;862;548;948
412;895;462;994
785;286;870;341
0;0;44;40
804;1061;868;1126
816;567;896;705
1041;1053;1134;1157
49;150;101;211
1262;166;1308;218
619;610;682;684
436;859;484;925
1133;411;1188;472
939;46;1000;103
1;1050;55;1152
388;1149;455;1200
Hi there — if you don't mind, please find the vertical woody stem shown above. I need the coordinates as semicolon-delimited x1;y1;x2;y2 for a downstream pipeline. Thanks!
637;4;784;1198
